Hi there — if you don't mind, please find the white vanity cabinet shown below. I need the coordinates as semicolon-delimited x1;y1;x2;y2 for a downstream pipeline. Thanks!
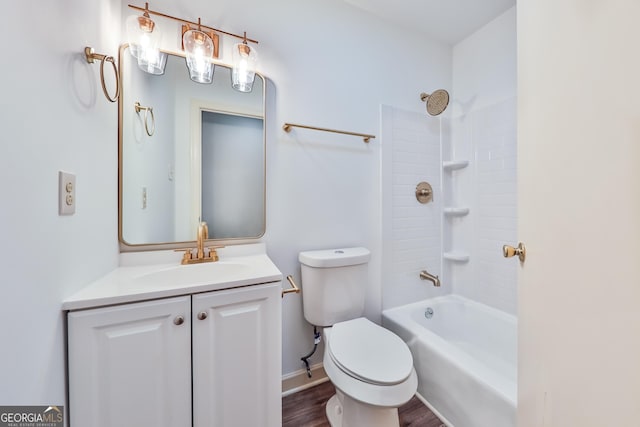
192;284;281;427
67;282;282;427
68;296;193;427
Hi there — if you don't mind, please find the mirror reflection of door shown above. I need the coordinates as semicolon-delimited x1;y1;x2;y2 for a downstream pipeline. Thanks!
201;111;264;239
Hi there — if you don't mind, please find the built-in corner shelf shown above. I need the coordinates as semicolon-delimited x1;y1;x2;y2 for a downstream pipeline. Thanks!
444;207;470;217
443;160;469;171
443;251;470;262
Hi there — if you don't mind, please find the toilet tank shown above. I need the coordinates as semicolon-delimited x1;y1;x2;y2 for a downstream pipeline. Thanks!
299;247;371;327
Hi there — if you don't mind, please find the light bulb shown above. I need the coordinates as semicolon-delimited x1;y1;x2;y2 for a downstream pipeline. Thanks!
232;42;257;92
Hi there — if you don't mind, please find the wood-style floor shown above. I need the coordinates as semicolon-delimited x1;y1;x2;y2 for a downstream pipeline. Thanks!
282;380;445;427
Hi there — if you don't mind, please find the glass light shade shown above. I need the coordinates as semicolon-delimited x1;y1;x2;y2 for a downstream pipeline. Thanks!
137;49;167;75
231;43;258;92
126;14;162;70
183;29;215;84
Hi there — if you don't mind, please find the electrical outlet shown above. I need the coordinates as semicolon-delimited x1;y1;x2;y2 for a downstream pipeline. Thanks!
59;171;76;215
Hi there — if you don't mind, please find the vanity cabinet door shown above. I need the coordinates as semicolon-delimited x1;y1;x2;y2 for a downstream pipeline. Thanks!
192;283;282;427
68;296;192;427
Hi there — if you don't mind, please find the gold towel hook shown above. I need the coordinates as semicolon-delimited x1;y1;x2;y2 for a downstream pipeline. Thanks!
134;102;155;136
84;47;120;103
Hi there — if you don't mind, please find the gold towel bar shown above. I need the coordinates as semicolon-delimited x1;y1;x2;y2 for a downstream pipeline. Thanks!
283;123;375;143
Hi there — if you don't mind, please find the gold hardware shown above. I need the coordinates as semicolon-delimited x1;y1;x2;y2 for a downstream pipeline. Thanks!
419;270;441;287
128;3;259;45
503;242;526;262
283;123;375;143
197;311;208;320
175;248;193;264
174;222;225;264
84;47;120;103
134;102;155;136
196;222;208;259
416;182;433;204
173;315;185;326
282;275;301;298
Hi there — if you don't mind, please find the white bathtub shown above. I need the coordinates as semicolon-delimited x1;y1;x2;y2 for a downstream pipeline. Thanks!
382;295;516;427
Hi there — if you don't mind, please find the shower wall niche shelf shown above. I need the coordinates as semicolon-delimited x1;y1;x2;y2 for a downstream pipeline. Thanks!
443;160;469;171
444;207;470;217
443;251;470;262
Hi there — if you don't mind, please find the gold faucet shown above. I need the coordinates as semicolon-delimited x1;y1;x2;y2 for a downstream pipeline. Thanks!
197;221;208;260
176;222;224;265
420;269;441;287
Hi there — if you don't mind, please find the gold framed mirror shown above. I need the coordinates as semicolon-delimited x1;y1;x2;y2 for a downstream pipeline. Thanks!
118;45;266;251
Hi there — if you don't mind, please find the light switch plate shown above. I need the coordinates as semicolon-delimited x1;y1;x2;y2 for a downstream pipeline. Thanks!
59;171;76;215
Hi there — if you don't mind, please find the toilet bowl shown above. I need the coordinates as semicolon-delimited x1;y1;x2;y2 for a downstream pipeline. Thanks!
298;247;417;426
322;318;418;427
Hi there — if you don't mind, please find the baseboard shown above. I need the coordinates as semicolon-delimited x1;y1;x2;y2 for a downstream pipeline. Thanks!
282;363;329;397
415;392;455;427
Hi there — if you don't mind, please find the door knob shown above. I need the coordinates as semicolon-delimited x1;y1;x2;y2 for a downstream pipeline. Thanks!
503;242;526;262
173;315;185;326
197;311;208;320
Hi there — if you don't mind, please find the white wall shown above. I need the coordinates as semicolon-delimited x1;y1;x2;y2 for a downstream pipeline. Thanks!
448;7;518;314
251;0;451;376
0;0;121;410
451;7;517;116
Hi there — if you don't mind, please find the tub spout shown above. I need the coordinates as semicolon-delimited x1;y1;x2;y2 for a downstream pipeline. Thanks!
420;270;441;287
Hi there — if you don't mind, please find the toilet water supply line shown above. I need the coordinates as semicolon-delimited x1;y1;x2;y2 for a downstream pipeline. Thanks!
301;326;321;378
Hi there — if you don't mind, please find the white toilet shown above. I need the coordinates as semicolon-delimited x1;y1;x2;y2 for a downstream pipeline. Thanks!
299;247;418;427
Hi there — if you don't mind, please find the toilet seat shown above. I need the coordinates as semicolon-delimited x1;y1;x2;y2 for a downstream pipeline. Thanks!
328;318;414;386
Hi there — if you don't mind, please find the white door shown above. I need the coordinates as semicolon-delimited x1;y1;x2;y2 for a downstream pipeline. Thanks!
68;296;192;427
518;1;640;425
192;283;282;427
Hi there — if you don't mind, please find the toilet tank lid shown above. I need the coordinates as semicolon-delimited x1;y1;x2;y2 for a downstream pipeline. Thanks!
299;247;370;268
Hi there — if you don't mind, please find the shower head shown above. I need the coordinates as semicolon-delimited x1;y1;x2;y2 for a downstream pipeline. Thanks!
420;89;450;116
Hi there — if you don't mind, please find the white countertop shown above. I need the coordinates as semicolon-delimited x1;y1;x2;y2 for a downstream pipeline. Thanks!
63;243;283;311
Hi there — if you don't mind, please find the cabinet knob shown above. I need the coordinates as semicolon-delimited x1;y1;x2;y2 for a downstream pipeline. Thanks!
173;315;185;326
197;311;208;320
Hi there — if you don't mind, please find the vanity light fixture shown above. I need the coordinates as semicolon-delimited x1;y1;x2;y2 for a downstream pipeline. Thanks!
232;32;258;92
127;3;260;88
126;2;167;75
183;19;216;84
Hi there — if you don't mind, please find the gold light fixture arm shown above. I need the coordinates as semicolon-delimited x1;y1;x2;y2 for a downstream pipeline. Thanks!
128;3;259;44
283;123;376;143
84;47;120;103
134;102;155;136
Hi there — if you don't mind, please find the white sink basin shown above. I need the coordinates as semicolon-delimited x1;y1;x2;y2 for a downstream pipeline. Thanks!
133;262;252;288
62;244;284;311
